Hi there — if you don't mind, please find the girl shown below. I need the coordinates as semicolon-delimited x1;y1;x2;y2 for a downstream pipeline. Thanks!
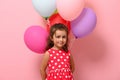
40;23;75;80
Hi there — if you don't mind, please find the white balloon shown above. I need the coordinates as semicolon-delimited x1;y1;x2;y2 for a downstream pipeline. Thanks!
32;0;56;17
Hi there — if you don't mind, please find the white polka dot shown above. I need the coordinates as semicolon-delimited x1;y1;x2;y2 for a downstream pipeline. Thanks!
53;56;56;59
65;65;67;67
53;51;55;53
60;72;62;75
64;59;66;61
57;59;60;62
63;53;65;55
64;69;67;72
59;50;62;53
55;63;57;65
58;65;61;68
67;69;69;71
51;60;54;63
56;53;59;56
60;56;63;58
69;53;70;56
51;73;53;76
65;75;68;78
49;64;51;67
68;76;71;78
52;66;54;69
55;70;57;72
66;56;69;59
59;76;62;78
50;54;52;56
57;73;59;75
61;62;64;64
54;76;56;79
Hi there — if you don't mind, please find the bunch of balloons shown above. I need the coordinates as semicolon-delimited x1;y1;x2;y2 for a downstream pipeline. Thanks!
24;0;97;54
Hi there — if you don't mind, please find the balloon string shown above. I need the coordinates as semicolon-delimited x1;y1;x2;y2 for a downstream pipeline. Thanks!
69;36;76;50
46;19;50;31
47;19;50;26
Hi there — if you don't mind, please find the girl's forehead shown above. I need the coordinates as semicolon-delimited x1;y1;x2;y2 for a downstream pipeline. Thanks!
55;30;67;35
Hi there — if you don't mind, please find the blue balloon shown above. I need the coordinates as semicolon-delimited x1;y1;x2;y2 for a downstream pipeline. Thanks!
71;8;97;38
32;0;56;18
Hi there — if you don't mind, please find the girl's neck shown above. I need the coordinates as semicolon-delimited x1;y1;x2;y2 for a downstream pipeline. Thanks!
52;46;63;50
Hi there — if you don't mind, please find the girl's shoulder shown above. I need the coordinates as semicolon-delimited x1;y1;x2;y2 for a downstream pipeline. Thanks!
44;48;54;55
46;48;54;54
47;48;52;52
44;50;50;55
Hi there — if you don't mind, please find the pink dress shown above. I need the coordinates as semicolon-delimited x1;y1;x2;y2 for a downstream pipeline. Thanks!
46;48;73;80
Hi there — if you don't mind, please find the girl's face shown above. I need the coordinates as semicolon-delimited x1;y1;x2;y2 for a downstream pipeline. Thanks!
51;30;67;49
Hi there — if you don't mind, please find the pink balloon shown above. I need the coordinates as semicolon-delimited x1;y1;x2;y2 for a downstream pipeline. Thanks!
24;26;48;53
39;16;47;29
57;0;85;21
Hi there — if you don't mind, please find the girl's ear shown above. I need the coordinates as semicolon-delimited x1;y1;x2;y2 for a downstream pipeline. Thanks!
50;36;53;41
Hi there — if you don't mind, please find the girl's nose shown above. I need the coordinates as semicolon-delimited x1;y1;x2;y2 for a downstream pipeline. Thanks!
60;38;63;41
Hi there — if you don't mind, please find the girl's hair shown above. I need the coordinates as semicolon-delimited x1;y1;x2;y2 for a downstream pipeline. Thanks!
45;23;69;52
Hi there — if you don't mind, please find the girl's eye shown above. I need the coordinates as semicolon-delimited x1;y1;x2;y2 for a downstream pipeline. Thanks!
56;36;60;38
62;36;66;38
55;35;67;38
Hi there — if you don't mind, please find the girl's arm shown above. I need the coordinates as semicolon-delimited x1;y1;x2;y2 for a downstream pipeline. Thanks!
70;53;75;73
40;51;49;80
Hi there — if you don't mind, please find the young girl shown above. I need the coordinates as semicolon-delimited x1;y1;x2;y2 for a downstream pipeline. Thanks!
40;23;75;80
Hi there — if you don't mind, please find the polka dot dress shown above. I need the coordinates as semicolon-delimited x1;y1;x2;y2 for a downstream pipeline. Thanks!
46;48;73;80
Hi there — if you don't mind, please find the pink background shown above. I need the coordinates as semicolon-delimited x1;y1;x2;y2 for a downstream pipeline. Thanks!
0;0;120;80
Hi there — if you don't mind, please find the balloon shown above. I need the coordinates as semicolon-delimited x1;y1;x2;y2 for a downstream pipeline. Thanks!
57;0;84;21
71;8;97;38
24;26;48;53
39;16;47;29
47;13;71;32
32;0;56;18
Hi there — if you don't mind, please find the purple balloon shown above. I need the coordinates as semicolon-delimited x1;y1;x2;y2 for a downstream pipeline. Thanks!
71;8;97;38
